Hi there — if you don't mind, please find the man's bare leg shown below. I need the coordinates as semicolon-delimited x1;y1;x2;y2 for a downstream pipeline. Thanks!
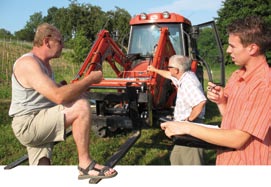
63;98;116;177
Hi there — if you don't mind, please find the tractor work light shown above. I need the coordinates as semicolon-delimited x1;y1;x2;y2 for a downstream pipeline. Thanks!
140;13;147;20
162;11;170;19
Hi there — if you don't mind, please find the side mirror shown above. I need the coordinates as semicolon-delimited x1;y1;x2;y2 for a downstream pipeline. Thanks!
191;26;199;39
112;30;119;41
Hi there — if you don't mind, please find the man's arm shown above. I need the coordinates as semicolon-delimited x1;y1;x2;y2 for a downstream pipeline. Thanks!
186;100;206;121
161;121;251;149
147;65;171;79
14;56;102;104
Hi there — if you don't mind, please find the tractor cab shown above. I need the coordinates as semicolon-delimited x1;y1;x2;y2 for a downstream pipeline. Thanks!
128;12;191;57
127;11;225;87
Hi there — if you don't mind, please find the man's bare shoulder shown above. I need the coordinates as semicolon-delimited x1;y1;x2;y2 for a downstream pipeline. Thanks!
15;55;40;70
14;55;45;88
14;55;47;79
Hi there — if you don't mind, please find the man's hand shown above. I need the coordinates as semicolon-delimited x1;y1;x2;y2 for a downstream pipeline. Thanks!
207;82;227;115
160;121;189;138
147;65;156;72
88;70;103;84
206;82;226;105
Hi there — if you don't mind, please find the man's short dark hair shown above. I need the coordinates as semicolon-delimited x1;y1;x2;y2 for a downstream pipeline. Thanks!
227;16;271;54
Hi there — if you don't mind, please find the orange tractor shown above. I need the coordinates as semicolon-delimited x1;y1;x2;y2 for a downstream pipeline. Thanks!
72;11;225;137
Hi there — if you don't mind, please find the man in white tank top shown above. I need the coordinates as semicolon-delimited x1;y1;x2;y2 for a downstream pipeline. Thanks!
9;23;117;180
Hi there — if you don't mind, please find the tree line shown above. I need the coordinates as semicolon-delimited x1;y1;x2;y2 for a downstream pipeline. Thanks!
0;0;270;64
1;0;131;63
216;0;271;64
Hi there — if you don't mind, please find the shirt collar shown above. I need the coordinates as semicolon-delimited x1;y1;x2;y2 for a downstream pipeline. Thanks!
179;71;188;83
236;60;267;82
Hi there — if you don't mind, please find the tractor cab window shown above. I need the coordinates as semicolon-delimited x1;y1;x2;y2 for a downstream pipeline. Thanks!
128;24;184;56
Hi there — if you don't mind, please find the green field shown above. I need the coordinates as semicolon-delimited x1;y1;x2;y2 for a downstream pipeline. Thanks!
0;41;236;166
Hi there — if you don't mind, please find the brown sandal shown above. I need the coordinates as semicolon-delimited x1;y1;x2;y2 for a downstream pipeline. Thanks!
78;160;117;180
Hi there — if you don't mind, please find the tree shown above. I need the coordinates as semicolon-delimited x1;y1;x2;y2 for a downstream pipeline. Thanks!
9;0;131;62
43;6;59;23
0;29;13;39
68;29;91;63
215;0;271;64
44;7;72;42
14;29;32;41
14;12;43;41
106;7;131;50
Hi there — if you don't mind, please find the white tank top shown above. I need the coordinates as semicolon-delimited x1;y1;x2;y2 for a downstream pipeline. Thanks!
9;53;55;117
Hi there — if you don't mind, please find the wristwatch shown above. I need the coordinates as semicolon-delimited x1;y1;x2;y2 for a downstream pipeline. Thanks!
186;118;192;122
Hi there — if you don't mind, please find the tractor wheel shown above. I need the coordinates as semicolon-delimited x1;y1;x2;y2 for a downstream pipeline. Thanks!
91;124;107;138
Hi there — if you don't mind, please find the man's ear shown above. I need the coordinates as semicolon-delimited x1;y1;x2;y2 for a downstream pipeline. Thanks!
248;43;259;55
44;37;50;48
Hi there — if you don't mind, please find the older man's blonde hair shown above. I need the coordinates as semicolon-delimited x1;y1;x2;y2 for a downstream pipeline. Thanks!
33;23;60;47
168;55;191;72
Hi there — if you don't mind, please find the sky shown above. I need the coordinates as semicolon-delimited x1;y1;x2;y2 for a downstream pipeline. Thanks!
0;0;224;34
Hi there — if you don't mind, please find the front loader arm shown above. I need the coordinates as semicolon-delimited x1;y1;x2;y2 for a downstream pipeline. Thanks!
149;27;176;108
72;30;131;83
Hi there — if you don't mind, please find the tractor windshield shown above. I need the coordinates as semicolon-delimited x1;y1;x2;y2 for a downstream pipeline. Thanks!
128;24;184;56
